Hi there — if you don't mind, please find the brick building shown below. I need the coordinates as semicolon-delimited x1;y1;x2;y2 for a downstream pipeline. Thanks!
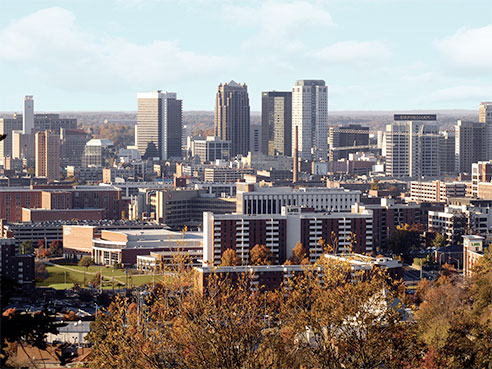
203;205;373;266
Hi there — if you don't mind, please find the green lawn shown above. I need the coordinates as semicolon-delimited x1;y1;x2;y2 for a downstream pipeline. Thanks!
36;263;161;290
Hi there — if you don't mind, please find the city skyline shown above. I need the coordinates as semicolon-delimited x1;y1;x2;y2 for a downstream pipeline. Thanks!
0;0;491;112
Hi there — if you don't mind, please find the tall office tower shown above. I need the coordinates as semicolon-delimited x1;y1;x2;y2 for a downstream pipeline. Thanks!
455;120;485;174
136;90;183;160
60;128;89;168
250;124;261;154
0;114;22;158
439;130;456;176
261;91;292;156
23;96;34;134
408;120;440;178
292;80;328;160
385;115;440;178
328;124;369;161
479;102;492;159
215;81;250;157
385;122;410;177
35;131;60;181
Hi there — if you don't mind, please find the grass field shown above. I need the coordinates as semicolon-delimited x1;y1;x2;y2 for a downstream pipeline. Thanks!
36;263;164;290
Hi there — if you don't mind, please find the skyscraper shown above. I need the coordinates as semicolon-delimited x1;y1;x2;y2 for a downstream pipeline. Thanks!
136;90;183;160
455;120;485;174
261;91;292;156
292;80;328;160
385;115;440;178
214;81;250;157
35;130;60;181
0;114;22;158
479;102;492;160
23;95;34;135
439;130;456;176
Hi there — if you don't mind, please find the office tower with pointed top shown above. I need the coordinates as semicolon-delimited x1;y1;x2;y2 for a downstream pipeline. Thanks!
292;80;328;161
214;81;250;157
136;90;183;161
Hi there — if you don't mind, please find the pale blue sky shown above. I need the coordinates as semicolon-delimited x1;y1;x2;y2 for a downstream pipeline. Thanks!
0;0;491;112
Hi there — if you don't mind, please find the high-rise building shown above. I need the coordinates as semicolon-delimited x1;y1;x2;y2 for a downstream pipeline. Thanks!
261;91;292;156
250;124;261;154
328;124;369;161
439;130;456;176
455;120;485;174
292;80;328;160
23;95;34;135
60;128;89;169
214;81;250;157
385;115;440;178
0;114;22;158
136;90;183;160
479;102;492;160
35;131;60;181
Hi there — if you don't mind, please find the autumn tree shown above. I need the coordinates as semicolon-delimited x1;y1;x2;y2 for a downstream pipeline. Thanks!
220;248;240;266
79;256;94;285
431;233;447;249
250;244;274;265
386;224;422;261
289;242;310;264
19;240;33;255
49;240;63;256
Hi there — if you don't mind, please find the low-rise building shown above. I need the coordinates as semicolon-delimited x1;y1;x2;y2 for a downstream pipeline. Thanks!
195;253;402;292
463;235;487;277
408;180;466;203
92;229;203;266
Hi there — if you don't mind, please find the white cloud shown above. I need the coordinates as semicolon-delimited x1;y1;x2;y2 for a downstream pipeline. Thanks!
312;40;390;67
0;7;229;90
435;25;492;71
224;0;334;51
426;85;492;103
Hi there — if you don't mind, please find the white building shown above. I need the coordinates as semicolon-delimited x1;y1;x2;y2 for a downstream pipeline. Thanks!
385;116;440;178
23;95;34;135
408;180;466;203
136;90;182;160
236;184;361;215
292;80;328;160
190;136;231;163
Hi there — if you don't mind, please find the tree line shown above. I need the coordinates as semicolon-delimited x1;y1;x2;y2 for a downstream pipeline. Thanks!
85;251;492;369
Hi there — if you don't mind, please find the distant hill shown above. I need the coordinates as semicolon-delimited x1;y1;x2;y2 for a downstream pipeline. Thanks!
0;109;477;132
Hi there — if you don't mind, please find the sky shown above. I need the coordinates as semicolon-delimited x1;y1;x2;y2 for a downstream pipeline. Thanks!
0;0;491;112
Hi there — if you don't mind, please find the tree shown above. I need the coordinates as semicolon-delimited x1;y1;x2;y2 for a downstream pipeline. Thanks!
19;240;33;255
79;256;94;286
386;224;422;261
432;233;447;249
220;248;239;266
370;179;380;190
49;240;63;257
2;309;66;367
250;244;274;265
290;242;310;264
